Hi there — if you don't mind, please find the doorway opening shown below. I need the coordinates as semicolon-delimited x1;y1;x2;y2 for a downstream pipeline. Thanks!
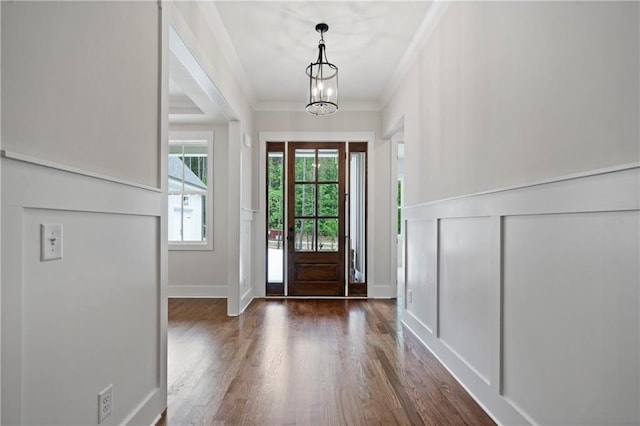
266;141;368;297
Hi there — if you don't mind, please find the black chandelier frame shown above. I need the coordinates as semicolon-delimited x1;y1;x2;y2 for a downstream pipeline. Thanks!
306;23;339;116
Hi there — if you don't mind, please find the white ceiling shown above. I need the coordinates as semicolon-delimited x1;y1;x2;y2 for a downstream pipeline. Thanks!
169;1;437;123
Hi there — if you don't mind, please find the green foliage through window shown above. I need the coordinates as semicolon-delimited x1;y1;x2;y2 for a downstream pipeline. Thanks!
397;180;402;235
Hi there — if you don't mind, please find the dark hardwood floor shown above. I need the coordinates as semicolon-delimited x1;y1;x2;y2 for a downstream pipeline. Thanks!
159;298;495;425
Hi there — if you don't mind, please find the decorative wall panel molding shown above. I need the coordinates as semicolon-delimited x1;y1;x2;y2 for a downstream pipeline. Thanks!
1;157;165;425
402;165;640;425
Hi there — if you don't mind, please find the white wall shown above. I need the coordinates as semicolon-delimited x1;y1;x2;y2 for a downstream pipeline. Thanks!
1;2;165;424
384;2;640;424
2;1;160;188
255;111;396;298
384;1;639;205
168;124;229;298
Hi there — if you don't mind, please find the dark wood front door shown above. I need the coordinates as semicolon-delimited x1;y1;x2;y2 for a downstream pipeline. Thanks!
287;142;345;296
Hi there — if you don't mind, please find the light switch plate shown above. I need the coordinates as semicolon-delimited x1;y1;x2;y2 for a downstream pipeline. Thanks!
41;224;63;261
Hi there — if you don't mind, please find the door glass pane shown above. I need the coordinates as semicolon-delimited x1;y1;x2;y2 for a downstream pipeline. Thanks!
295;149;315;182
267;151;284;283
294;219;316;252
295;184;316;217
318;184;338;217
318;219;338;252
318;149;338;182
349;151;366;283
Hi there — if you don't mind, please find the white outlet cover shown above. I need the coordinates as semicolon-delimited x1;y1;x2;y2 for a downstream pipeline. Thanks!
40;224;63;261
98;384;113;423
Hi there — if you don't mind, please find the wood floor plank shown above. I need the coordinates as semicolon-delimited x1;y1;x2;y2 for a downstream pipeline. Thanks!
159;298;495;426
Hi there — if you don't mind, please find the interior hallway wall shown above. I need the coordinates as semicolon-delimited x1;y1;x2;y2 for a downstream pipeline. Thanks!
383;2;640;424
1;1;165;424
384;1;638;205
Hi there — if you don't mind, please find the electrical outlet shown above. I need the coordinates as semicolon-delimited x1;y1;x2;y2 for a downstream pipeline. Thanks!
98;385;113;423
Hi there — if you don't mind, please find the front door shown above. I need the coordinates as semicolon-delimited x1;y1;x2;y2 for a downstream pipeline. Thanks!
286;142;345;296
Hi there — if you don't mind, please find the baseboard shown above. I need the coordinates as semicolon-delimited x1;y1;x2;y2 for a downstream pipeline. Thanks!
239;287;254;314
402;312;527;426
369;284;397;298
121;388;165;426
167;285;226;298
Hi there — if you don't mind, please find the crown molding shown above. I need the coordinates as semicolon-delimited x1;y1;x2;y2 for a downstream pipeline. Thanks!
379;0;451;109
196;1;259;109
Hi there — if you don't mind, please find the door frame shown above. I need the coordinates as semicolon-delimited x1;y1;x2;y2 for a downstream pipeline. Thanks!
257;132;375;298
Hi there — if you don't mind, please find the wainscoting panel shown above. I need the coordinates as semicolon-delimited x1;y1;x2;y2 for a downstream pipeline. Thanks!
401;165;640;425
21;209;160;425
1;157;165;425
405;219;437;333
240;209;255;313
502;211;639;425
439;217;493;384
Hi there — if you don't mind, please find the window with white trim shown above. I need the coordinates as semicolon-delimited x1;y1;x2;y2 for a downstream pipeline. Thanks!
168;131;213;250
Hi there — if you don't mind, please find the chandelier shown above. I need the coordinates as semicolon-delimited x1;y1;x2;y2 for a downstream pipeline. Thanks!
306;23;338;116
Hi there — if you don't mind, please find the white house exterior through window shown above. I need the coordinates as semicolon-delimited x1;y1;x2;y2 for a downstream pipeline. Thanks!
168;131;214;250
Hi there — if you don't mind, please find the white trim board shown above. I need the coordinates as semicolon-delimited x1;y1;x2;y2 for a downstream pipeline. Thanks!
403;164;639;220
1;158;161;217
1;150;162;193
259;131;375;143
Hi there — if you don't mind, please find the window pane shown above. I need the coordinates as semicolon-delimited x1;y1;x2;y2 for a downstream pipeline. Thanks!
267;152;284;283
168;194;183;242
168;144;208;192
349;151;366;283
181;194;206;242
294;219;316;252
183;145;208;190
318;184;338;217
295;149;315;182
168;136;211;247
397;180;402;234
318;219;338;252
168;145;184;191
318;149;338;182
295;184;316;217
